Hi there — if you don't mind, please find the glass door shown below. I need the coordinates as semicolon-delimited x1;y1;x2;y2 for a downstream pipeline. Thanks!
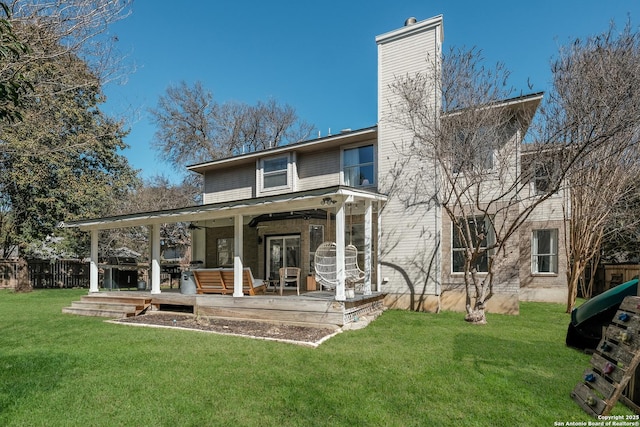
266;235;300;281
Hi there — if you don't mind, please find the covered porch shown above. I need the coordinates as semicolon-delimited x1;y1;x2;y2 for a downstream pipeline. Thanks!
62;186;387;310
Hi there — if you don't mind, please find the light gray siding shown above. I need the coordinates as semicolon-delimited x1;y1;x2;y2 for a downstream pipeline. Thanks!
201;134;380;204
296;149;341;191
376;17;443;301
203;164;255;204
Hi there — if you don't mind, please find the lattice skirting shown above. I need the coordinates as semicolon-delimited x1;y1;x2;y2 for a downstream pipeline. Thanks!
343;300;385;324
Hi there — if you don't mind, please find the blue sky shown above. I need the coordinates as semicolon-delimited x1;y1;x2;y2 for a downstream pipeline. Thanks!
102;0;639;183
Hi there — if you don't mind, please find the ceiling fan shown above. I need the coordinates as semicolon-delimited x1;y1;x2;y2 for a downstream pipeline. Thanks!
187;223;216;230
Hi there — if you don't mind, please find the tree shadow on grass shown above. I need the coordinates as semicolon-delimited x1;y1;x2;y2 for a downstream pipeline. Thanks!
0;351;76;419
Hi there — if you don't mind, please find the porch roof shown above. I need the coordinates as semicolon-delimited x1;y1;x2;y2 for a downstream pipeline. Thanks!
61;185;387;231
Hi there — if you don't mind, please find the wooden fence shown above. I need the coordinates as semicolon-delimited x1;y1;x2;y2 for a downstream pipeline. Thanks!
0;259;90;289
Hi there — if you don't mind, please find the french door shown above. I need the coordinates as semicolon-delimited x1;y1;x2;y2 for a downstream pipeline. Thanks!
266;235;300;280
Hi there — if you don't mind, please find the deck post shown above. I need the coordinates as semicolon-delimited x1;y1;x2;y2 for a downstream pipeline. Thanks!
233;214;244;297
89;229;99;293
335;200;346;301
364;199;372;295
151;224;161;294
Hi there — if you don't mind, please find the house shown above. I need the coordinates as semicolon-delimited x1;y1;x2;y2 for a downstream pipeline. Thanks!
64;14;568;314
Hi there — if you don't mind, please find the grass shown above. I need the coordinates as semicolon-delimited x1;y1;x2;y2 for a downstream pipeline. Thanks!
0;289;634;426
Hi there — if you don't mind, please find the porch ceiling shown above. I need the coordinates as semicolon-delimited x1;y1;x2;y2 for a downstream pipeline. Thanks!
61;186;387;231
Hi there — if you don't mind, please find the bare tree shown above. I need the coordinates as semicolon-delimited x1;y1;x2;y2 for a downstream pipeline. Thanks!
101;176;199;260
149;80;315;170
539;22;640;312
390;20;640;322
8;0;131;87
601;184;640;265
389;47;557;324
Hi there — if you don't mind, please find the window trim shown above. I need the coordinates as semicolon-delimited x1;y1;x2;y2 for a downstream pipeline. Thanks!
531;229;558;275
259;153;292;193
341;143;376;188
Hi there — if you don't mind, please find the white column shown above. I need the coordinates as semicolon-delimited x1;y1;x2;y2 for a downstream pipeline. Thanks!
335;200;346;301
89;229;99;293
377;201;383;292
364;200;372;295
233;214;244;297
151;224;161;294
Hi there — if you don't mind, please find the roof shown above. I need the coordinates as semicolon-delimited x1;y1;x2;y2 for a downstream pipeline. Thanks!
187;126;378;174
61;185;387;231
442;91;544;118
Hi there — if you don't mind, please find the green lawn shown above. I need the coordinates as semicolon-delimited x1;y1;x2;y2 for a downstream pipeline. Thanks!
0;289;633;426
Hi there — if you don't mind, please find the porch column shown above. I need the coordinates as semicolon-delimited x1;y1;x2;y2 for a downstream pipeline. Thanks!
335;200;346;301
233;214;244;297
151;224;161;294
363;200;372;295
89;229;99;293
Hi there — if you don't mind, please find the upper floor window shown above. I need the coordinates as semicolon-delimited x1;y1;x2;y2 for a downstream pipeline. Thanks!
530;159;561;196
343;145;375;187
532;229;558;274
532;164;550;195
262;155;289;189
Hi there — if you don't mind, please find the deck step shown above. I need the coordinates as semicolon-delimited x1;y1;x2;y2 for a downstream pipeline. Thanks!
63;294;152;318
62;306;135;318
71;301;138;313
80;295;151;309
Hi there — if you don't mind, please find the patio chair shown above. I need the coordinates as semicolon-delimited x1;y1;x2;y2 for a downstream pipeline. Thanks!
314;242;364;291
278;267;301;295
314;242;337;290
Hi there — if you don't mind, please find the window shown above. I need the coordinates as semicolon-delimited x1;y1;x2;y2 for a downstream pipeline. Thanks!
452;216;491;273
309;225;324;271
532;229;558;274
343;145;375;187
262;156;289;189
217;238;234;267
533;164;550;195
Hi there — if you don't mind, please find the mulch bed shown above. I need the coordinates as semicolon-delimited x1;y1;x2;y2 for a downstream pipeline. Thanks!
113;312;339;346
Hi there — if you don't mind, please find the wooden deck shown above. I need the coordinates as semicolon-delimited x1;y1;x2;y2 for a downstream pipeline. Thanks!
63;290;386;329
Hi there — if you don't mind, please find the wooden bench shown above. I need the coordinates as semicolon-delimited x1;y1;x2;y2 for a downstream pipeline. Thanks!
193;268;267;296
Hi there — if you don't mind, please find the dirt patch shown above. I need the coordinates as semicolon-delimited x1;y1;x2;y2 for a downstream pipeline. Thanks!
113;313;340;346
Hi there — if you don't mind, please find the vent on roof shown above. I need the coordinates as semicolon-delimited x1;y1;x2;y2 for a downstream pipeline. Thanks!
404;17;417;26
340;128;352;134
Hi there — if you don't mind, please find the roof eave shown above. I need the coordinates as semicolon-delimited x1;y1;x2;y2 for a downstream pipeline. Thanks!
61;186;387;231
